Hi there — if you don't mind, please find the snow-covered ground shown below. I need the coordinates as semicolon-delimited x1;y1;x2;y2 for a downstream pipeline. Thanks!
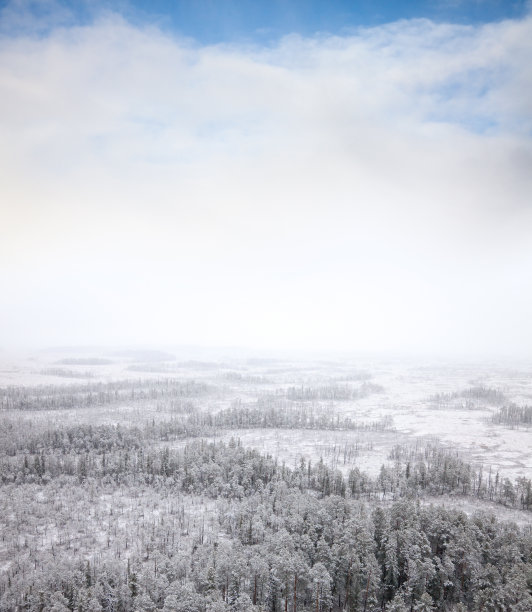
1;348;531;481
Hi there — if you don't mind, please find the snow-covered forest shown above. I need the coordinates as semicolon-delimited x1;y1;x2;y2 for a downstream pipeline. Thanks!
1;350;531;611
2;0;532;609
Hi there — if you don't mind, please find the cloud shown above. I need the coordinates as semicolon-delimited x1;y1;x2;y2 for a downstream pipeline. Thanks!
0;7;531;357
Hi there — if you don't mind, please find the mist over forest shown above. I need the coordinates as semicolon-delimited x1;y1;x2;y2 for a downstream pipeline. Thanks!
2;0;532;610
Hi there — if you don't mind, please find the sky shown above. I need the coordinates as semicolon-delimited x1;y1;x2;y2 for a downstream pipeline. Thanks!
1;0;532;359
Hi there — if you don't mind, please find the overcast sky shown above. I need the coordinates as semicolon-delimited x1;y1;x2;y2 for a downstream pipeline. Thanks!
1;0;532;358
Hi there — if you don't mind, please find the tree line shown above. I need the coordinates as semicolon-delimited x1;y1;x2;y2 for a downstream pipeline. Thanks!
492;404;532;428
0;379;212;411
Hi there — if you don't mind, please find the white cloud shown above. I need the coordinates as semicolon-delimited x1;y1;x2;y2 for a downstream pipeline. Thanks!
1;9;532;357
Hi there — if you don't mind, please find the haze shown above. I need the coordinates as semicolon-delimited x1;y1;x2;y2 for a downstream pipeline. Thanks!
1;1;532;359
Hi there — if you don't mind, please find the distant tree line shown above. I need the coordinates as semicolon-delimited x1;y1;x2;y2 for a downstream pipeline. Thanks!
192;401;394;432
281;383;384;402
429;386;507;408
40;368;95;379
55;358;114;366
492;404;532;428
0;379;212;411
